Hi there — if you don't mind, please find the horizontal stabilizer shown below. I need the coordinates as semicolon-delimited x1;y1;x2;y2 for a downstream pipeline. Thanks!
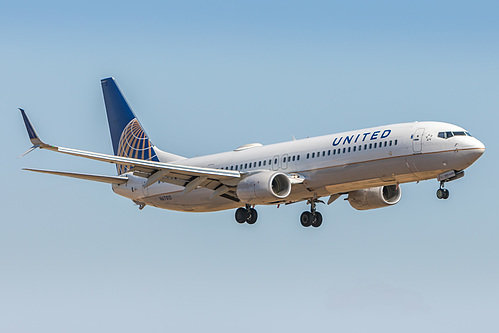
23;168;128;184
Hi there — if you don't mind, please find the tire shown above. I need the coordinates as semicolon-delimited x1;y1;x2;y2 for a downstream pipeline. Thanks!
312;212;323;228
247;208;258;224
443;189;450;199
300;212;313;227
235;208;249;223
436;188;444;199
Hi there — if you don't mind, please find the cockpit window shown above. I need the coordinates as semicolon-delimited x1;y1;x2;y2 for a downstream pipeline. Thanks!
437;131;473;139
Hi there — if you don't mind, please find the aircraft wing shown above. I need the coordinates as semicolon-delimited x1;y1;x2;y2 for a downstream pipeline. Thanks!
19;109;241;195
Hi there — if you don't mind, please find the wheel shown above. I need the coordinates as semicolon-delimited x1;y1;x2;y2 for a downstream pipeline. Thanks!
436;188;444;199
247;208;258;224
312;212;323;228
300;211;313;227
235;207;249;223
443;188;450;199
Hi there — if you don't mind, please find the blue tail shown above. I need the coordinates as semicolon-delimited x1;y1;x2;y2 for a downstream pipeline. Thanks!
101;77;159;174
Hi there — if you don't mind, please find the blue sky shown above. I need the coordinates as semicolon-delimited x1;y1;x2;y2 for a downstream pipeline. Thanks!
2;1;498;332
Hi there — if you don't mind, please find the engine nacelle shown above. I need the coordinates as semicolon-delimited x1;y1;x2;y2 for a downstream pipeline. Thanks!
236;171;292;204
347;185;401;210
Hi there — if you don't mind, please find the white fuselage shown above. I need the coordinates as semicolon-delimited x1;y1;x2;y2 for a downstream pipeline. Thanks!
112;121;485;212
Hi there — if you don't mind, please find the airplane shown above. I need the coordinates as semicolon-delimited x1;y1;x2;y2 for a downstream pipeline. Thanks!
19;77;485;228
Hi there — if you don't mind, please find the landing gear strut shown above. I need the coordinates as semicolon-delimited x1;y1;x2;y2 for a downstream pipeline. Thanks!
300;198;323;228
436;170;465;200
436;182;450;200
235;205;258;224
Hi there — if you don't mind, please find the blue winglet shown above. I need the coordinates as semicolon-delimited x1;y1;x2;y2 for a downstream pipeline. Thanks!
19;108;47;157
19;108;42;143
19;108;45;146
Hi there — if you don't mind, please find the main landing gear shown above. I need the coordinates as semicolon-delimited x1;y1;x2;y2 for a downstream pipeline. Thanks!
235;205;258;224
300;198;323;228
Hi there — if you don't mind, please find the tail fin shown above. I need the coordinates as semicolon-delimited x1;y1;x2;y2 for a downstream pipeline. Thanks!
101;77;183;174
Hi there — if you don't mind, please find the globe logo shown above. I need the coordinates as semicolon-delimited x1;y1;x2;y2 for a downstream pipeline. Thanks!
117;118;157;174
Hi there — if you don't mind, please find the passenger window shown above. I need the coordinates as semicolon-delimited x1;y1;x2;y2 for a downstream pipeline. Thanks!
374;143;377;148
328;150;331;156
230;166;233;170
395;139;398;145
292;156;295;161
307;153;310;159
312;152;315;158
287;156;291;162
353;146;356;152
269;159;271;165
274;158;278;164
259;161;262;167
333;149;336;155
359;145;361;151
348;147;351;152
297;155;300;160
384;141;387;147
235;165;238;170
343;148;346;153
245;163;247;169
369;143;372;149
389;140;392;146
322;151;325;156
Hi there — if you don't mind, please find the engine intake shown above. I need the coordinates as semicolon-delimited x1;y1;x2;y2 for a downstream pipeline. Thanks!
347;185;401;210
236;171;291;204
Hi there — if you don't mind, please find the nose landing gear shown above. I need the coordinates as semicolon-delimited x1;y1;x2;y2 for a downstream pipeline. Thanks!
436;183;450;200
436;170;465;200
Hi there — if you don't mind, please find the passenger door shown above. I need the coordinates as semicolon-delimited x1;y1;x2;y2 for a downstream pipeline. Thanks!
412;128;425;154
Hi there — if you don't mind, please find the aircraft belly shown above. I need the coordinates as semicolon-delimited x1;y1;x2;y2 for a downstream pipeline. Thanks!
316;152;456;194
305;155;409;189
143;188;240;212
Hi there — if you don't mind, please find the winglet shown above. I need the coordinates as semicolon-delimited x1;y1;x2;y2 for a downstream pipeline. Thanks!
19;108;48;157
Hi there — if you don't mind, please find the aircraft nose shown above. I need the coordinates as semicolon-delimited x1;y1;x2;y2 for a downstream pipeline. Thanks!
465;138;485;164
475;138;485;151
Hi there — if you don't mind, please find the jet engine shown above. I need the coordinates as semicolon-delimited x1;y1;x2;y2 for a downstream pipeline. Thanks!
236;171;292;204
347;185;401;210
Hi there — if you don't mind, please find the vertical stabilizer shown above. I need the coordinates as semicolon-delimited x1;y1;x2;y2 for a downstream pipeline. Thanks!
101;77;183;174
